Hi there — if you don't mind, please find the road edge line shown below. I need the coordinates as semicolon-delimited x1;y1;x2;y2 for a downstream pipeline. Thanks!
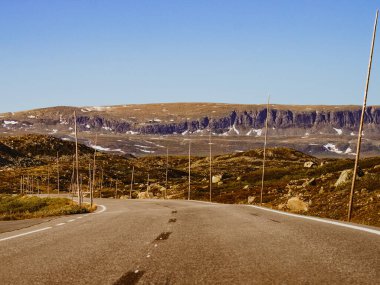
248;205;380;236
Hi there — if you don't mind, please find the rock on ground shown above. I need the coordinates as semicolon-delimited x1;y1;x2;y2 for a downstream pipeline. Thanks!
287;197;308;212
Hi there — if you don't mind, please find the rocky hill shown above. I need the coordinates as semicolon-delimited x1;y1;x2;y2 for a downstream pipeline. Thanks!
0;134;378;227
1;103;379;157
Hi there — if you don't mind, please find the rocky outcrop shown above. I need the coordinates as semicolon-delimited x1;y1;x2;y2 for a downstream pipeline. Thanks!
2;104;380;136
71;106;380;135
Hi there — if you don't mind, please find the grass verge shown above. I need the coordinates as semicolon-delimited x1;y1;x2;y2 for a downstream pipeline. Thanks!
0;195;96;220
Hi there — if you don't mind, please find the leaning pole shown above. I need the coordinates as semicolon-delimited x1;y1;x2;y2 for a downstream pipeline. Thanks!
348;10;378;222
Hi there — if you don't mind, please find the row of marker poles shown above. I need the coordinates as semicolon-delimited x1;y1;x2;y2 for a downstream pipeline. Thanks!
69;7;378;218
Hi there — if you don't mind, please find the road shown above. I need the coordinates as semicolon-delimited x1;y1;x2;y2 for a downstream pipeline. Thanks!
0;198;379;284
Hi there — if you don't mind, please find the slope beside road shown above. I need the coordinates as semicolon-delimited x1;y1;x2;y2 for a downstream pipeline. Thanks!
0;199;379;284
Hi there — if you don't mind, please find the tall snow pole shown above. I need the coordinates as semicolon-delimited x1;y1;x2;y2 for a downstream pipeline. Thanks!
147;173;150;196
260;96;270;206
91;134;97;208
74;111;81;206
165;146;169;199
130;166;134;199
88;163;92;200
188;140;191;200
47;168;50;196
348;10;378;222
209;126;212;202
56;151;60;195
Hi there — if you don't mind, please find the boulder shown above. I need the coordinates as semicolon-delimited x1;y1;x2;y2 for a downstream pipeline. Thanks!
212;174;223;183
334;169;364;187
304;161;316;168
138;191;152;199
247;196;255;204
287;197;308;212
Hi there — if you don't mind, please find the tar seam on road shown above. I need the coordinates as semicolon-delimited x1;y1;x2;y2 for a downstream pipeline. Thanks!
0;227;52;242
249;205;380;236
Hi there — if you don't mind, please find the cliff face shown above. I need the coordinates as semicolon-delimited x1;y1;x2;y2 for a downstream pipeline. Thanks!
1;104;380;136
65;106;380;135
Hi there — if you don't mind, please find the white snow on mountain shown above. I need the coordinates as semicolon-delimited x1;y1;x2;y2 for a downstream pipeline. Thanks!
333;128;343;135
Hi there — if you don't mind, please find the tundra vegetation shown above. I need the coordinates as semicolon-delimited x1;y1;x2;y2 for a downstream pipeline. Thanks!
0;134;379;226
0;195;94;220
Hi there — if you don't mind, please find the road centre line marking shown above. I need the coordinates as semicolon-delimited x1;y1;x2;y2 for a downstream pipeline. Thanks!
56;223;65;226
249;205;380;236
67;219;75;222
0;227;52;242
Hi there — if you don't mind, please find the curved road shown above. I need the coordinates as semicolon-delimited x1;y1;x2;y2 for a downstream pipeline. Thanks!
0;199;379;284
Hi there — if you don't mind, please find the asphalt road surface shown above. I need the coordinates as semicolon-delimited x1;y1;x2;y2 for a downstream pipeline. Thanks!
0;198;379;284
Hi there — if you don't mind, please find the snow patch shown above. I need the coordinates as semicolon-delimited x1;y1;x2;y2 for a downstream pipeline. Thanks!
139;149;155;153
90;144;125;153
135;144;152;149
232;124;240;135
3;120;18;125
246;129;262;136
126;130;139;135
323;143;343;154
333;128;343;135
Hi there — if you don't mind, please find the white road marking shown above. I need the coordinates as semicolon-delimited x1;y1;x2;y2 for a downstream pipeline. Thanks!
249;205;380;236
67;219;75;222
190;200;380;236
56;223;65;226
95;204;107;214
76;216;83;219
0;227;52;242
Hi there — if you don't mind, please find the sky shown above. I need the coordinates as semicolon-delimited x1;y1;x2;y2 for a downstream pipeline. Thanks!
1;0;380;112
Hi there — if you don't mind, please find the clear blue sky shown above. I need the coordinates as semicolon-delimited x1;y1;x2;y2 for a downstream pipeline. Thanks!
1;0;380;112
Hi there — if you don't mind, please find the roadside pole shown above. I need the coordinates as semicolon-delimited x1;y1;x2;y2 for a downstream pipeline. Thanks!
57;152;60;195
74;111;81;206
130;166;134;199
165;146;168;199
188;140;191;200
260;96;270;205
348;10;378;222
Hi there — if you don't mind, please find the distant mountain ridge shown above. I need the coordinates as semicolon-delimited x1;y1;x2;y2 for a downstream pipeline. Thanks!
1;103;380;137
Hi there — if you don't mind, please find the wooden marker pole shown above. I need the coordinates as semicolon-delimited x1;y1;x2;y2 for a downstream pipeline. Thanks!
165;147;168;199
91;135;97;207
260;96;270;205
348;10;378;222
74;111;81;206
209;127;212;202
188;140;191;200
130;166;134;199
56;152;60;195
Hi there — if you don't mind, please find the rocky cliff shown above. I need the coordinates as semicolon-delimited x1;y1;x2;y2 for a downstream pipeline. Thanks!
2;103;379;136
